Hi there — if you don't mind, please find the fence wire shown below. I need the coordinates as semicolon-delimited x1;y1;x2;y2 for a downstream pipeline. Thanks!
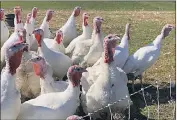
78;79;176;120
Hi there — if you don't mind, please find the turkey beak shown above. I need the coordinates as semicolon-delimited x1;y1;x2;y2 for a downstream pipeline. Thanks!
82;69;88;72
21;43;29;52
32;30;36;34
86;14;89;18
60;32;63;42
114;34;121;41
100;18;104;22
28;57;36;63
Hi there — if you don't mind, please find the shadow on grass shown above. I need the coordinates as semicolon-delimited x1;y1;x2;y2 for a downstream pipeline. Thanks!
125;80;176;120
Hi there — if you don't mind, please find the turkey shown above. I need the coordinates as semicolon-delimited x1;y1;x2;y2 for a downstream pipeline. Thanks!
1;6;23;52
1;8;9;46
40;9;54;38
29;7;38;29
122;24;174;91
24;7;38;51
1;27;26;70
34;28;72;80
1;41;28;120
29;56;68;94
15;28;41;103
114;23;131;68
17;65;87;119
72;16;104;65
60;6;81;47
24;13;36;51
16;50;40;103
80;16;105;67
24;7;38;31
65;12;92;56
44;30;65;53
85;34;131;119
14;6;24;31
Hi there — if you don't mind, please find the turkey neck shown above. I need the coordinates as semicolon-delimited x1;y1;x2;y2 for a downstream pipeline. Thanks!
94;31;102;43
30;17;35;29
91;29;103;45
65;13;76;26
152;33;164;48
82;23;91;37
39;38;51;54
41;16;49;26
119;34;129;48
5;58;16;75
14;14;19;24
64;80;80;98
51;38;61;49
98;61;116;88
2;60;17;92
25;24;33;47
40;65;55;94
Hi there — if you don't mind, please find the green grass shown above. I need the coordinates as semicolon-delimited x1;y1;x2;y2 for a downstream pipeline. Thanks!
1;1;176;119
2;1;175;11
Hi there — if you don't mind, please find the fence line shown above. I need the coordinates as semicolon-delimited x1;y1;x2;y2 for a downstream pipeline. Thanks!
142;87;150;119
168;75;176;120
156;81;160;120
79;84;153;120
78;79;176;120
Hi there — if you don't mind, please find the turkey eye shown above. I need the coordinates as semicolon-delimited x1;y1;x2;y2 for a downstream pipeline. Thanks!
108;36;112;39
13;45;17;48
76;68;80;71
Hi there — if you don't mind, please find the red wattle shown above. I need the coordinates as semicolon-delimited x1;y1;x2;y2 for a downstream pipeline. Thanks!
18;36;23;42
33;63;41;76
104;58;108;63
84;17;88;26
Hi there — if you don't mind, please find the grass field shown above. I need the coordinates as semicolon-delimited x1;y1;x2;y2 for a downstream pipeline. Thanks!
2;1;176;119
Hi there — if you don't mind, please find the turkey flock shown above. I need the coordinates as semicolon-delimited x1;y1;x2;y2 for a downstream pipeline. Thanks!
0;6;174;120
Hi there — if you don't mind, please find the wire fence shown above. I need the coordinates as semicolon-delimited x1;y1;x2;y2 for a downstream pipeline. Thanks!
77;78;176;120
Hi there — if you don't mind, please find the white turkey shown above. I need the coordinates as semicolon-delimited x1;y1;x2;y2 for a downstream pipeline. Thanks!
24;7;38;31
72;16;104;65
13;6;24;31
43;30;65;53
122;24;174;91
60;6;81;47
85;34;131;118
65;12;92;56
1;26;26;70
16;50;40;103
34;28;72;80
1;8;9;47
24;7;38;51
40;9;54;38
15;28;41;103
29;7;38;29
1;7;24;70
17;65;87;119
114;23;131;68
1;41;28;120
29;56;68;94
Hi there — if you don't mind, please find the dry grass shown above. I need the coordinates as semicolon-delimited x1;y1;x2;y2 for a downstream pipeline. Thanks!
5;9;176;83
